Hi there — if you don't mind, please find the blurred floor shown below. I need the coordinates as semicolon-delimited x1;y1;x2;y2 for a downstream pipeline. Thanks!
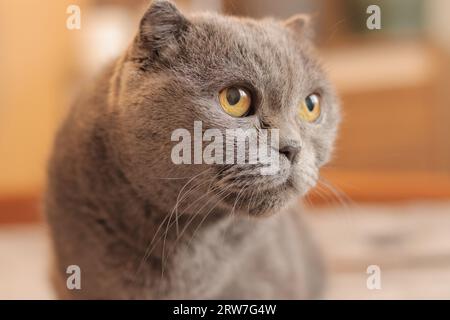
309;202;450;299
0;225;55;299
0;202;450;299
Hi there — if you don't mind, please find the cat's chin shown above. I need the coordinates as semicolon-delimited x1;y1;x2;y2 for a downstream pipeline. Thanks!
218;180;301;217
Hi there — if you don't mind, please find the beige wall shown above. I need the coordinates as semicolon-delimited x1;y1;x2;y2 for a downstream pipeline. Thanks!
426;0;450;52
0;1;82;196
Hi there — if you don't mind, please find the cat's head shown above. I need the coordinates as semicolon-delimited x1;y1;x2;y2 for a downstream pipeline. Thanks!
110;0;340;216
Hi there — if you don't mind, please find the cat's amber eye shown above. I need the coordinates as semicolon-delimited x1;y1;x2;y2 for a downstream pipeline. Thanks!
299;93;321;123
219;87;252;118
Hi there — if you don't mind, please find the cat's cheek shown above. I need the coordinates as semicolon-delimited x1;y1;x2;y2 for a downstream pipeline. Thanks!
290;159;319;196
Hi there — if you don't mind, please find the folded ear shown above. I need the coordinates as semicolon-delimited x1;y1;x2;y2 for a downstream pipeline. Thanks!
284;14;314;41
136;0;190;57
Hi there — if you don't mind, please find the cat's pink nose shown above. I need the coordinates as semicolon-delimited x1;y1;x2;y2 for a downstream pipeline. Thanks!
279;145;300;163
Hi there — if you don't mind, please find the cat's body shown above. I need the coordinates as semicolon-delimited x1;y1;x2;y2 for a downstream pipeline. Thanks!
46;0;339;299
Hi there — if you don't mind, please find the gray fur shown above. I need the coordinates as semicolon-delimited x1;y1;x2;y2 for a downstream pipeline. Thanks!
46;0;340;299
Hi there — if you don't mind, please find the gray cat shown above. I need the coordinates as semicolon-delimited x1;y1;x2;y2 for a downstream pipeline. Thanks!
46;0;340;299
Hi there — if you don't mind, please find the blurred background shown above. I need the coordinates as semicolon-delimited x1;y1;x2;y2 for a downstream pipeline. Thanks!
0;0;449;299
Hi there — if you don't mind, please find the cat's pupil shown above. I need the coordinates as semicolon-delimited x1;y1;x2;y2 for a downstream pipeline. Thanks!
305;96;316;112
226;87;241;106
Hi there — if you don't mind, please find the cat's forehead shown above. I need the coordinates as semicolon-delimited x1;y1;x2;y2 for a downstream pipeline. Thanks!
191;14;301;58
182;13;319;91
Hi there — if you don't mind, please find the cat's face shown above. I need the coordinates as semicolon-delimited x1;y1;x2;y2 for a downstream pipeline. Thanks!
112;0;340;216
